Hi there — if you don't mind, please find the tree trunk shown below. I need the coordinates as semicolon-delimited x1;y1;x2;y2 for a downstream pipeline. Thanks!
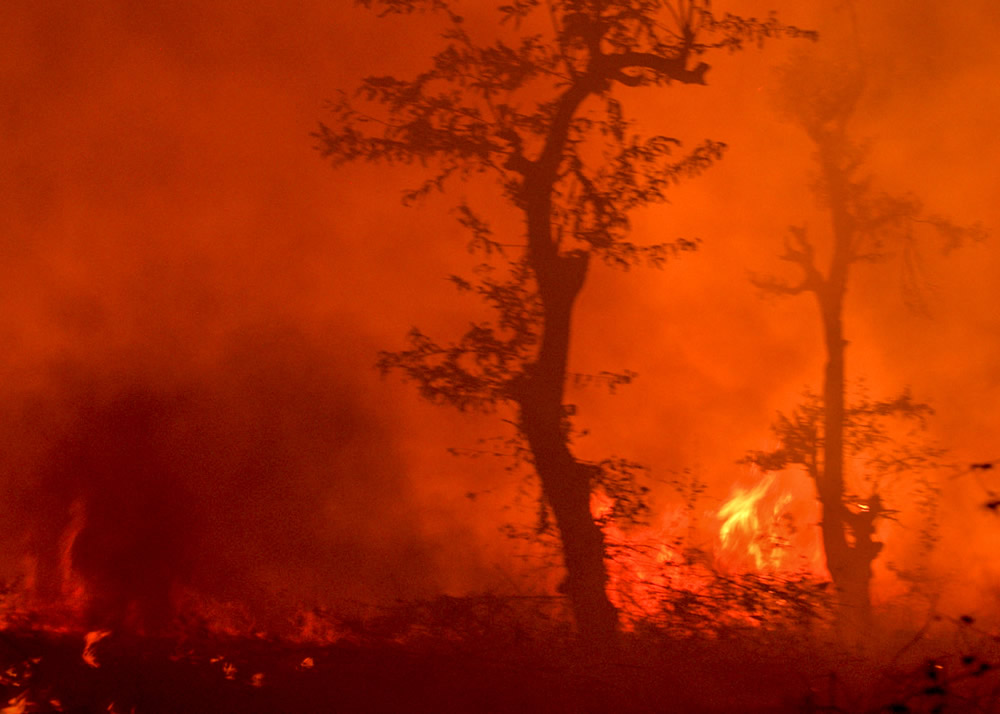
817;299;875;629
515;247;619;645
814;150;881;631
513;81;621;643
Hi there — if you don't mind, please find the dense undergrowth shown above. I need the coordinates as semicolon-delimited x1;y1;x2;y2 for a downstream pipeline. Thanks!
2;582;1000;714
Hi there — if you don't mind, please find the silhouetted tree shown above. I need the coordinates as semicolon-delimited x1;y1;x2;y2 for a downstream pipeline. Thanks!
316;0;813;643
745;385;945;620
750;48;983;628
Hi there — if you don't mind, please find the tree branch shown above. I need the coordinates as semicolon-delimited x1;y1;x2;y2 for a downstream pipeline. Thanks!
749;225;824;296
498;127;533;174
602;51;710;86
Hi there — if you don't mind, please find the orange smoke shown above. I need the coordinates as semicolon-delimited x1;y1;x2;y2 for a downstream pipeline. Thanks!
0;0;997;634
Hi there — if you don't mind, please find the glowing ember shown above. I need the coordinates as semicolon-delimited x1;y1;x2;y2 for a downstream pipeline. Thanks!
82;629;112;668
1;693;28;714
291;609;341;645
57;500;88;611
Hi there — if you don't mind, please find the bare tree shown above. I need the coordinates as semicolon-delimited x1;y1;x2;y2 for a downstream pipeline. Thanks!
750;49;983;628
317;0;813;644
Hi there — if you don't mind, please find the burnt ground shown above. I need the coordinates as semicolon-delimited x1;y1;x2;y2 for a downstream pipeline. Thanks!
1;598;999;714
0;628;802;714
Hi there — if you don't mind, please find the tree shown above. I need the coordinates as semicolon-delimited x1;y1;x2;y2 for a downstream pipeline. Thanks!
749;48;983;628
745;385;944;624
316;0;813;644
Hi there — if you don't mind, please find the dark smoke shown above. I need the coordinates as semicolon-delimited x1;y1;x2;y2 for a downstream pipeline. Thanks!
8;323;437;633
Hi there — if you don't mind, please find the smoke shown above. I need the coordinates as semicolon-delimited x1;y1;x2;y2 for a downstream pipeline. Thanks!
1;0;998;632
5;323;437;632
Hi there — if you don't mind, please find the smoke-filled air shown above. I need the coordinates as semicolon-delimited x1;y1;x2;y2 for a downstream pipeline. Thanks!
2;1;999;712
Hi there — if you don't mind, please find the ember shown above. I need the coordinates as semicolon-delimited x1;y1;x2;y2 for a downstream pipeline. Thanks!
82;629;111;668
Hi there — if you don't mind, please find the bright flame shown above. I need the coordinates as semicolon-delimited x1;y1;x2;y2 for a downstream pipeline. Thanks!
1;693;28;714
595;465;831;629
717;473;794;571
82;629;112;668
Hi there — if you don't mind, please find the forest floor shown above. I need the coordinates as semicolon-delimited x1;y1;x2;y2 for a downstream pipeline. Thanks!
1;594;999;713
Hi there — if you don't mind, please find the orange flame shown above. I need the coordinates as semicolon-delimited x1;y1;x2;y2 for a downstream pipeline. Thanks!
595;466;829;628
717;473;794;571
57;500;88;614
82;629;112;668
1;693;28;714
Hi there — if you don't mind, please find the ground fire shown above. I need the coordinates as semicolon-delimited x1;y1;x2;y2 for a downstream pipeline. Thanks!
3;0;1000;711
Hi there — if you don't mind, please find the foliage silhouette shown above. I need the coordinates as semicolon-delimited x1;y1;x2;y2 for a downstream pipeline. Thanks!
751;46;984;629
317;0;814;643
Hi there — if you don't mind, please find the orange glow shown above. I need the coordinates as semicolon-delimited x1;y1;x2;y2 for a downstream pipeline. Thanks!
1;693;28;714
0;6;998;709
82;629;111;668
717;472;794;572
57;501;87;615
597;466;831;629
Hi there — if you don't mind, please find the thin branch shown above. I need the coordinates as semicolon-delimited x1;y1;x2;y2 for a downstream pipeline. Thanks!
602;50;709;86
749;226;824;296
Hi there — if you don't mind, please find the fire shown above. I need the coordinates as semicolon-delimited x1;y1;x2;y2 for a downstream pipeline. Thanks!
1;693;28;714
597;494;714;626
717;473;794;571
594;467;829;628
0;467;828;642
57;500;88;611
82;629;112;668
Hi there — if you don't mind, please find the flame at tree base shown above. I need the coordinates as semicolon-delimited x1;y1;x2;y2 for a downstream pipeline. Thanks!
597;469;831;631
